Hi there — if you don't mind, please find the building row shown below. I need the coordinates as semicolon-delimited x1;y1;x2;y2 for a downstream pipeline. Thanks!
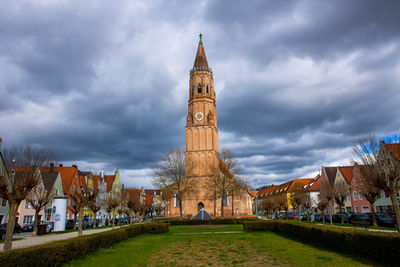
255;142;400;215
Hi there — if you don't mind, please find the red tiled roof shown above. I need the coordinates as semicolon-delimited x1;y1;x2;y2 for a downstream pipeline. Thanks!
385;143;400;160
339;166;353;184
288;178;314;191
41;166;78;194
127;189;140;200
93;175;101;188
145;194;153;206
78;174;86;187
104;175;115;192
306;176;321;191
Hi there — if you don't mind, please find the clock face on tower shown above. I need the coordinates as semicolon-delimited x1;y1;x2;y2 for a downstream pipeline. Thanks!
195;112;204;121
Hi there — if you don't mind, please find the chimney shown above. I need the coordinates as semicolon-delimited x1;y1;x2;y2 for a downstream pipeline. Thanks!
59;164;63;167
50;162;54;172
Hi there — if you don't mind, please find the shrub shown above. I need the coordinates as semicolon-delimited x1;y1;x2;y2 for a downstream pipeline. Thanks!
0;223;169;267
243;220;400;266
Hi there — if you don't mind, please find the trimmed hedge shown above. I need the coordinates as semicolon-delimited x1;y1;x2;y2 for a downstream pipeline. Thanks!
243;220;400;266
157;217;259;225
0;223;169;267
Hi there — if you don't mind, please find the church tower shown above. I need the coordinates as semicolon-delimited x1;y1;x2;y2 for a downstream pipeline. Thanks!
165;35;252;217
186;34;219;179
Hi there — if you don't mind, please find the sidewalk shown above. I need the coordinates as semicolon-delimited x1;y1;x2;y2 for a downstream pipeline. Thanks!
0;227;115;251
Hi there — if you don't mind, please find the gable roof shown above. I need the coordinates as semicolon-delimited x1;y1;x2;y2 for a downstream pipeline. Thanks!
104;175;115;192
323;166;337;185
41;171;59;196
41;166;78;194
338;166;353;183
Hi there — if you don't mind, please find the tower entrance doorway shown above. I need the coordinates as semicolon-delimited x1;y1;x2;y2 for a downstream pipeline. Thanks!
198;202;204;211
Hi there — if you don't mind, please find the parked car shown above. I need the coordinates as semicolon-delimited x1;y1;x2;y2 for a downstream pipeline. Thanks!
1;223;22;234
313;213;323;222
376;212;396;227
40;221;53;233
22;223;34;232
350;213;372;225
65;219;75;230
0;225;6;240
87;219;95;228
76;218;89;228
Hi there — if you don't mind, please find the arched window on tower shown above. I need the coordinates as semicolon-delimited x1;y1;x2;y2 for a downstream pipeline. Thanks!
197;84;202;94
206;85;209;93
191;86;194;97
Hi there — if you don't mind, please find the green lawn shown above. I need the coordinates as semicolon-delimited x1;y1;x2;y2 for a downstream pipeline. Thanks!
66;225;374;267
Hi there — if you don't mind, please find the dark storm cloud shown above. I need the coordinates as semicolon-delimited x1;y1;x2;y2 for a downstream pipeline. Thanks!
1;0;400;188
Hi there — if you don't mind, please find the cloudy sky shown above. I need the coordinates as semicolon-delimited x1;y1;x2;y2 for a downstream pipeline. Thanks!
1;0;399;189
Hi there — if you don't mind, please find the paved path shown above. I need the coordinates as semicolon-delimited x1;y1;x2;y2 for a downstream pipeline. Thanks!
176;231;244;235
0;227;115;251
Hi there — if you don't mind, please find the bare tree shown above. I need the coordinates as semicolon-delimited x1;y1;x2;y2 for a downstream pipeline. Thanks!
208;148;242;218
106;193;120;228
70;200;79;230
0;144;55;251
333;180;349;224
357;165;380;226
317;198;328;223
353;135;400;232
275;193;289;219
126;192;138;224
261;197;274;217
289;183;307;221
66;182;99;236
320;178;335;225
26;180;55;235
153;147;196;219
88;199;101;228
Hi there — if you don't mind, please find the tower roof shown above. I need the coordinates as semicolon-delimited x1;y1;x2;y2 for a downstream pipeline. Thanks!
193;33;209;68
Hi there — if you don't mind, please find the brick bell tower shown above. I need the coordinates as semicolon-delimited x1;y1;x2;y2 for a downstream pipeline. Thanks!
185;33;219;214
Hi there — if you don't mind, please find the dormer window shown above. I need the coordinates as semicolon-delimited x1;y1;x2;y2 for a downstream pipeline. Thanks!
197;84;202;93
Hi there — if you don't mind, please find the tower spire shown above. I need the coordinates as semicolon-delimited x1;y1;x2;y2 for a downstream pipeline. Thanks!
193;33;209;69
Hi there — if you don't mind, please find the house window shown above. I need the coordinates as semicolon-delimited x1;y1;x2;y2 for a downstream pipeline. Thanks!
56;189;59;195
355;206;359;213
358;192;363;200
353;191;357;201
223;195;229;206
1;198;6;207
354;180;357;186
23;215;33;224
25;201;30;209
359;179;363;185
362;206;370;213
174;194;180;207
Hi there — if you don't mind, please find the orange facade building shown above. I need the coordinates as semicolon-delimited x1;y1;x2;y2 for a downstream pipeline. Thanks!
165;35;252;218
